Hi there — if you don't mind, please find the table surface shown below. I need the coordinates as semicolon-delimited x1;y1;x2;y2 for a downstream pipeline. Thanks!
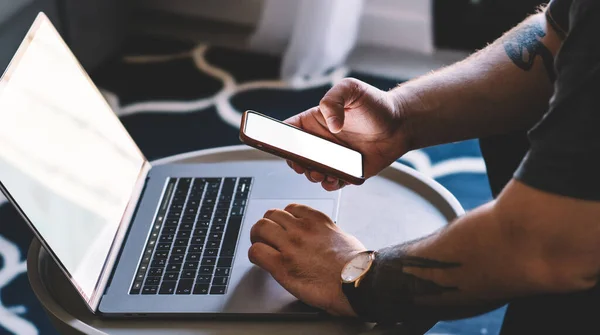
27;146;464;335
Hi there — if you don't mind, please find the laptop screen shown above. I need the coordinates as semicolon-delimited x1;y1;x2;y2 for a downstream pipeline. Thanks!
0;16;145;301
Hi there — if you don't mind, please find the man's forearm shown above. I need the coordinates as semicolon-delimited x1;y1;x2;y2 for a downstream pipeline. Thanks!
392;12;562;151
362;181;600;323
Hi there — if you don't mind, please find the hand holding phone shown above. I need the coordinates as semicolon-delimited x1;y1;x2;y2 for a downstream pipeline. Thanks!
239;110;365;185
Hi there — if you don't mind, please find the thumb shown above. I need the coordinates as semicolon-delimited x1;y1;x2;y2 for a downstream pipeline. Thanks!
318;78;363;133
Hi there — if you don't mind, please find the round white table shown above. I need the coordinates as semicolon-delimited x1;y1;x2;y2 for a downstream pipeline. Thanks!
27;146;464;335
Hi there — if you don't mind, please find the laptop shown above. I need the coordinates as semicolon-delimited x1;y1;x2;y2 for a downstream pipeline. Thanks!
0;13;340;317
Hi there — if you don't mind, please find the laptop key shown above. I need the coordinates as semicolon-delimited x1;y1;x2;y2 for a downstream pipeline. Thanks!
188;245;203;253
196;275;212;284
182;215;196;222
163;227;177;234
230;207;245;217
215;268;231;277
221;248;235;257
177;230;191;239
145;277;160;286
193;284;209;295
148;267;164;276
210;225;225;233
181;270;196;278
130;282;142;294
159;235;174;243
163;272;179;281
193;228;207;236
142;286;158;295
200;206;214;214
198;213;212;220
208;233;223;241
186;253;201;262
157;243;171;250
201;258;216;266
212;276;228;286
185;207;198;215
175;238;189;247
206;241;220;249
218;257;234;267
170;203;184;211
210;286;226;295
166;263;182;272
172;246;186;254
165;218;179;227
180;222;193;230
204;249;219;257
190;236;205;245
169;254;184;263
184;262;199;270
176;280;193;294
212;217;226;225
151;259;166;267
214;209;229;217
159;281;176;294
195;220;210;228
199;266;214;274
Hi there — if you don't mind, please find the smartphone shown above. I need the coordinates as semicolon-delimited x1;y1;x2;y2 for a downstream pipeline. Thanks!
239;110;365;185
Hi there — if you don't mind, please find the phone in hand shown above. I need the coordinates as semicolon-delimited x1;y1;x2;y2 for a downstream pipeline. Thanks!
239;110;365;185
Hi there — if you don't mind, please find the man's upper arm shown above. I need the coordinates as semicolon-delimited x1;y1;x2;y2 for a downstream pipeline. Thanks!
514;0;600;200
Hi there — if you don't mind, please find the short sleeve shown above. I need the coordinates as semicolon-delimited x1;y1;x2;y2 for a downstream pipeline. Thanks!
514;0;600;200
545;0;571;36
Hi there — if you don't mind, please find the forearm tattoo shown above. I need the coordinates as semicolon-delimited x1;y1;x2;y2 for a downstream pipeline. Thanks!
361;241;462;323
503;20;555;81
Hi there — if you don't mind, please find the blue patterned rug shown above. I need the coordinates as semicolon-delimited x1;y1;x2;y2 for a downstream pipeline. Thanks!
0;36;504;334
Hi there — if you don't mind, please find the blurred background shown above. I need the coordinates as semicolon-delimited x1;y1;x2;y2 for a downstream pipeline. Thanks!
0;1;545;334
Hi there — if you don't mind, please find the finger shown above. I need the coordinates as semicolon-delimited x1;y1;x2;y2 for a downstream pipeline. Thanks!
263;208;298;230
284;203;329;221
304;170;318;183
321;176;342;192
286;160;305;174
248;242;284;279
309;170;325;183
250;218;287;250
284;106;318;128
319;78;363;133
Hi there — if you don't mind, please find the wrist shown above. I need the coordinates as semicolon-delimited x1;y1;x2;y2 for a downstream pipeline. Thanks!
388;83;431;152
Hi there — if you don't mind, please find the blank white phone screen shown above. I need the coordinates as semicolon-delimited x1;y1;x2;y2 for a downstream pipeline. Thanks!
244;113;363;178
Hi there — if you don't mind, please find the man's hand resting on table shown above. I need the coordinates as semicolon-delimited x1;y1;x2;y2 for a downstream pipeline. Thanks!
285;78;410;191
248;203;366;316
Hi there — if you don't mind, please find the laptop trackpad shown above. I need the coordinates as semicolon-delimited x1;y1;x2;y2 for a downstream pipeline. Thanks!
222;199;334;314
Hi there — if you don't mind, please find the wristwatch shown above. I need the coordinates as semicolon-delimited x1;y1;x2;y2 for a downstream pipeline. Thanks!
341;250;377;320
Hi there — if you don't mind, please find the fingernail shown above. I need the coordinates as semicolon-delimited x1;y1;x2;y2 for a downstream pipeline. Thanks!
326;116;341;133
326;176;336;183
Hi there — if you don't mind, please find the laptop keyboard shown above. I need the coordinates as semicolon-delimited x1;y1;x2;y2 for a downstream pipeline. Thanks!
129;177;252;295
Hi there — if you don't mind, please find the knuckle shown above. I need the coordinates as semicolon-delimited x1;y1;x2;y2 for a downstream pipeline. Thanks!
263;209;276;218
247;244;260;264
250;219;266;236
340;77;359;87
284;203;300;212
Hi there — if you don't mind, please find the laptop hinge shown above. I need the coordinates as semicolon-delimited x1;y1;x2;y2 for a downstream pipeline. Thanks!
88;160;152;311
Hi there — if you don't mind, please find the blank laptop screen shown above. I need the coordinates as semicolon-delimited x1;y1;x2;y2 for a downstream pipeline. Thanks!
0;18;145;300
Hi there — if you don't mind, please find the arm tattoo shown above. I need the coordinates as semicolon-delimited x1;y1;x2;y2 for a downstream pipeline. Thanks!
361;239;504;323
503;21;556;81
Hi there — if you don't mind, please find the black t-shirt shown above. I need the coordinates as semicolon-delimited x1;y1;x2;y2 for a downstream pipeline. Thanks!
514;0;600;200
494;1;600;333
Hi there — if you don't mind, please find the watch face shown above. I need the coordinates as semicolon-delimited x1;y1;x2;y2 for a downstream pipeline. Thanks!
341;252;373;283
